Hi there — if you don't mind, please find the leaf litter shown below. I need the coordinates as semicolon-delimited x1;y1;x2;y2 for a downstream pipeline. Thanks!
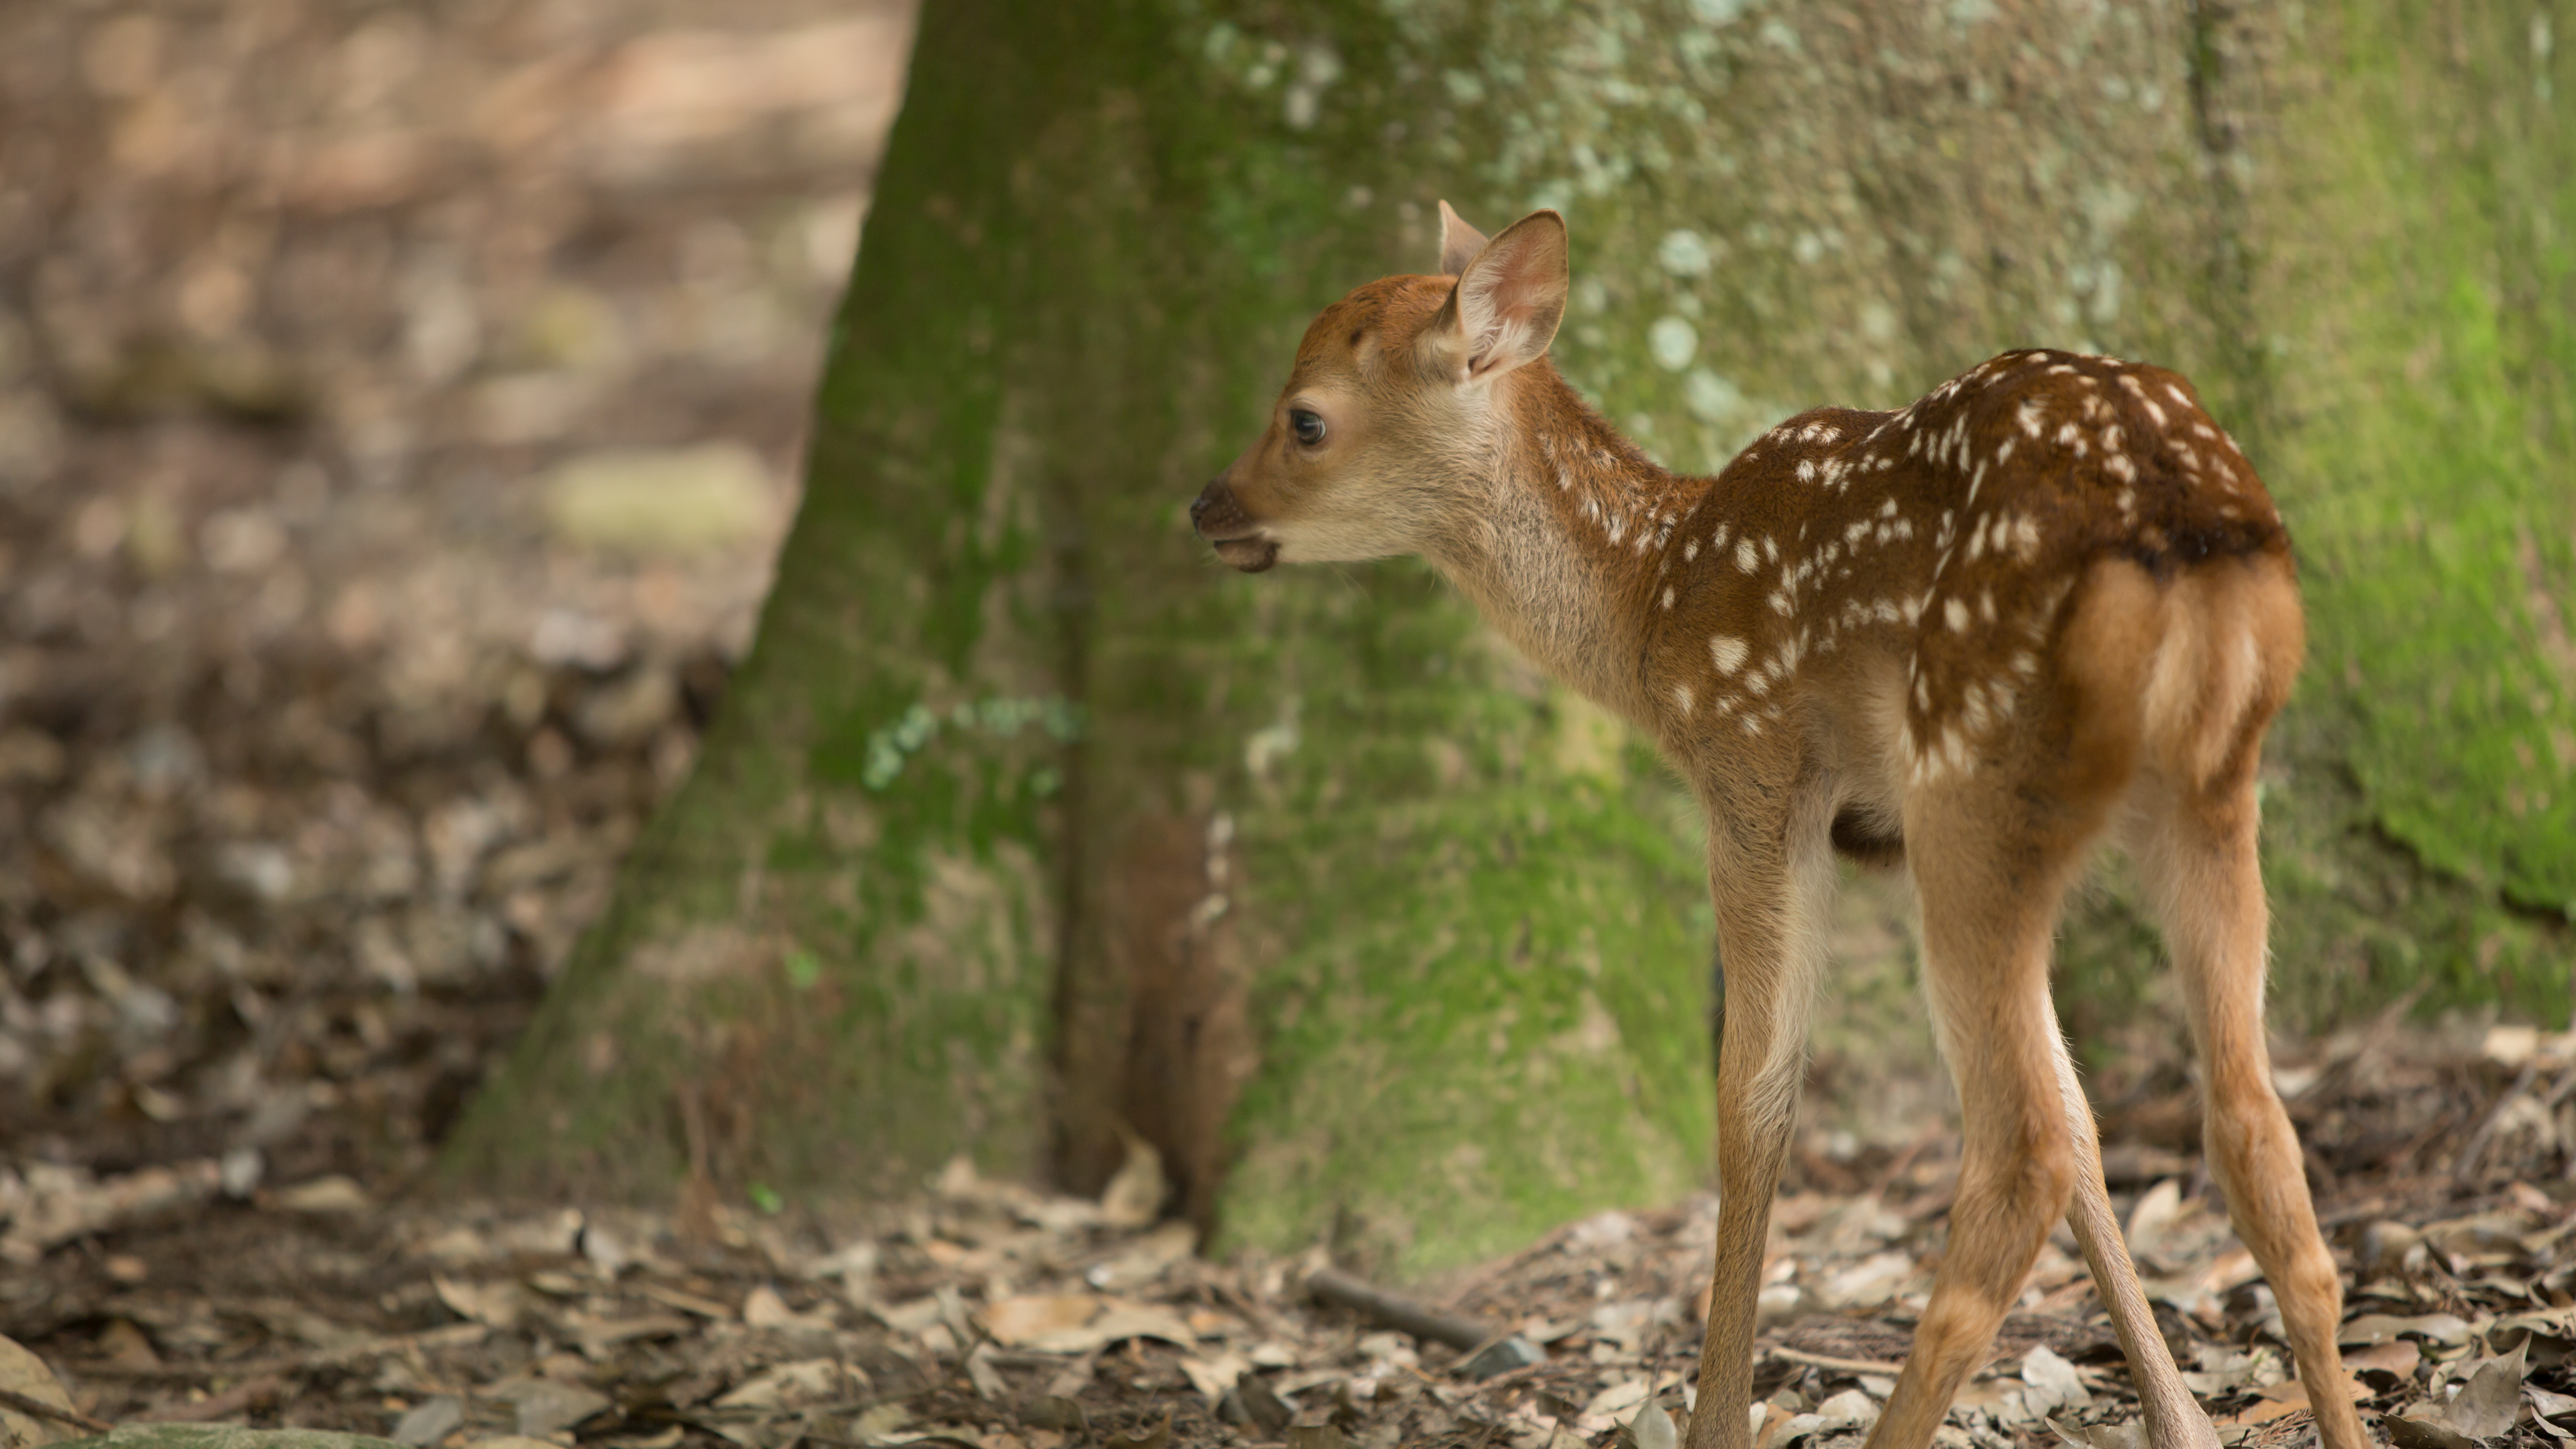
5;1021;2576;1449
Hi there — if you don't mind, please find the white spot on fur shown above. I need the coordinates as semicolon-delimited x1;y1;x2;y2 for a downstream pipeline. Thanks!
1672;682;1695;716
2012;515;2040;561
1945;597;1970;632
2106;453;2137;483
1684;538;1700;562
1709;635;1749;674
1736;539;1759;572
1662;586;1676;610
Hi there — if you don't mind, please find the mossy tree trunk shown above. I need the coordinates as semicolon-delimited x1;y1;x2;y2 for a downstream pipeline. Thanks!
447;0;2575;1275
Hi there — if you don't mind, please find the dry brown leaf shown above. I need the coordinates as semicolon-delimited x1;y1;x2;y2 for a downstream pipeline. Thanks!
2347;1339;2423;1385
985;1294;1104;1346
0;1336;83;1447
2340;1313;2474;1348
433;1275;526;1328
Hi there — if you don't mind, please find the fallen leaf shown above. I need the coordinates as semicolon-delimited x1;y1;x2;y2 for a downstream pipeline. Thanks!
1180;1352;1251;1407
1025;1302;1195;1355
0;1336;85;1446
1583;1380;1651;1421
2339;1313;2474;1348
269;1174;372;1213
1623;1406;1680;1449
985;1295;1102;1347
393;1396;465;1446
1234;1375;1294;1437
2443;1346;2527;1441
966;1344;1010;1402
1814;1389;1877;1428
505;1379;612;1438
2347;1340;2423;1386
1100;1135;1168;1230
1020;1398;1088;1434
1282;1425;1339;1449
2385;1417;2476;1449
2022;1346;2093;1415
717;1358;851;1410
854;1403;915;1442
1087;1221;1197;1292
434;1275;526;1328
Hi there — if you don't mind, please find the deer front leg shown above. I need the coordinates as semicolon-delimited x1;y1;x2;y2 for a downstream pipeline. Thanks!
1686;836;1834;1449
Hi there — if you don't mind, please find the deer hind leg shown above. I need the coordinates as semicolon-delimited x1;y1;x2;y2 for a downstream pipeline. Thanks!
1864;765;2115;1449
2127;766;2364;1449
2051;1031;2221;1449
1684;806;1837;1449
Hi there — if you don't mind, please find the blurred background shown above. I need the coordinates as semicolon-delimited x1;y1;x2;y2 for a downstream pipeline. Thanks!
0;0;911;1186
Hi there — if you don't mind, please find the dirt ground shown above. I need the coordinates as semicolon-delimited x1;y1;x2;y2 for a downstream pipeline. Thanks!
6;7;2576;1449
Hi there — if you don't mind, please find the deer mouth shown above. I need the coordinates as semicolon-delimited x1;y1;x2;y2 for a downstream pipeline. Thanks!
1210;534;1280;572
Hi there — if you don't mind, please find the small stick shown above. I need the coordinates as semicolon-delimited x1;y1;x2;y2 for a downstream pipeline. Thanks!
140;1375;282;1424
0;1384;115;1436
1762;1347;1909;1378
1306;1268;1502;1351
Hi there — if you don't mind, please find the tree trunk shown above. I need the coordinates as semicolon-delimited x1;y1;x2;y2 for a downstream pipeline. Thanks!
445;0;2576;1275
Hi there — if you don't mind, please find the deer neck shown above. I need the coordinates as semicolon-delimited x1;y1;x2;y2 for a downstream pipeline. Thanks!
1423;366;1699;725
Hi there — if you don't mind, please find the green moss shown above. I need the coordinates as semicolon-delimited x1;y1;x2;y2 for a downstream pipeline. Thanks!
453;0;2573;1250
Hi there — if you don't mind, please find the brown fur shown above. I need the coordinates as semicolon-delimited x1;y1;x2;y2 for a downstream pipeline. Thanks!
1190;209;2360;1449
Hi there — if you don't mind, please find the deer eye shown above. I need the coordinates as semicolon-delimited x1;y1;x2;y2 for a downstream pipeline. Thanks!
1289;409;1326;447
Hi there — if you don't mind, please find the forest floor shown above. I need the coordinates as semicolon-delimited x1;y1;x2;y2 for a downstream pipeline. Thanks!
11;1019;2576;1449
5;7;2575;1449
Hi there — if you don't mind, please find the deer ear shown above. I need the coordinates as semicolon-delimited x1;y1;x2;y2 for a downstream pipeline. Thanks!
1436;200;1489;276
1441;210;1569;381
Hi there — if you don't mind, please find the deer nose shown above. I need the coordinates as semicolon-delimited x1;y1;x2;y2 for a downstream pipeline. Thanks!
1190;483;1231;536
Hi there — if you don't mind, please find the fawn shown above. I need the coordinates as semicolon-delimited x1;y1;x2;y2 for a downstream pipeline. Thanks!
1190;206;2361;1449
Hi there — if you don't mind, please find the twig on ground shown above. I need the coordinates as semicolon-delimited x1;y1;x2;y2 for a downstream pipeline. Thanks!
0;1385;115;1435
1307;1268;1502;1352
1763;1347;1910;1377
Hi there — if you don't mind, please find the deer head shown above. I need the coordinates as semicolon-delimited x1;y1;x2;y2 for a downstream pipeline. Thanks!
1190;203;1571;572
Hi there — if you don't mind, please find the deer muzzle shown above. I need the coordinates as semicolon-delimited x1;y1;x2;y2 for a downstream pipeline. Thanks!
1191;480;1280;572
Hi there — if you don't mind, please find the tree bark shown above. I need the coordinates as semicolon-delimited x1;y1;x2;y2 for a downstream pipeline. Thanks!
445;0;2576;1275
